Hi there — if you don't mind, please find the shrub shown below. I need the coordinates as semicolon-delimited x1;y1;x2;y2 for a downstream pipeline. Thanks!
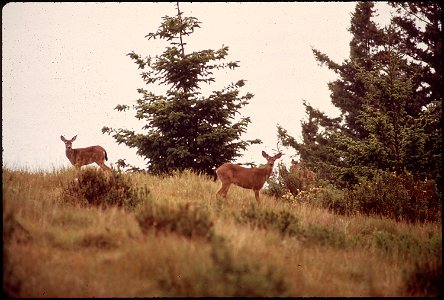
285;169;441;223
284;161;317;196
156;236;290;297
401;232;442;296
396;171;441;222
303;184;353;216
61;168;146;209
404;257;442;296
208;237;289;297
135;198;215;240
235;204;302;237
350;170;441;223
299;224;350;249
78;233;118;250
263;163;288;198
265;162;318;199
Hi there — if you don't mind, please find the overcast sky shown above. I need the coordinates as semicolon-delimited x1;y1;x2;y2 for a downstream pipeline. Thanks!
2;2;393;172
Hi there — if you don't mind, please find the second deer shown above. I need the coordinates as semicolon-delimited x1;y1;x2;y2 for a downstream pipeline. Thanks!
215;151;282;204
61;135;111;172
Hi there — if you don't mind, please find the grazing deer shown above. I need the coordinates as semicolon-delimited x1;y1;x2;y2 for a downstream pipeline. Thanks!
215;151;282;203
60;135;111;172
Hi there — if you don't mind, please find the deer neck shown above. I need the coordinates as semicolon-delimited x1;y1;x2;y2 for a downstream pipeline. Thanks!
65;148;77;163
260;164;274;180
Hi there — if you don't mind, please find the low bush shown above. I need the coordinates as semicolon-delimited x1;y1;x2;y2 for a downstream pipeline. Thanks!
404;256;442;296
299;223;351;249
302;184;353;216
208;237;289;297
235;204;302;237
61;168;146;209
135;198;215;240
300;170;441;223
264;163;317;199
155;235;290;297
350;171;441;223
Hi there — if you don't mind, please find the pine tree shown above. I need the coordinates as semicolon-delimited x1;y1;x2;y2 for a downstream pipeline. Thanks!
278;1;442;187
102;3;260;175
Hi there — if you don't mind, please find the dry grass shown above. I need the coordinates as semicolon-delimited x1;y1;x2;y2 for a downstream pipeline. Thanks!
3;167;442;297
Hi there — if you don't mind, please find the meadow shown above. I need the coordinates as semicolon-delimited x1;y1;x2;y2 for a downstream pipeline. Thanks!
3;166;442;297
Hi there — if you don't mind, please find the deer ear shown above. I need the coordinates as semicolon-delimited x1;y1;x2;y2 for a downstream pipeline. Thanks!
262;151;269;158
60;135;66;142
275;153;283;159
72;135;77;141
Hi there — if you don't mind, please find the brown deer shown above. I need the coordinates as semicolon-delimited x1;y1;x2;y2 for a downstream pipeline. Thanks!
215;151;282;203
60;135;111;172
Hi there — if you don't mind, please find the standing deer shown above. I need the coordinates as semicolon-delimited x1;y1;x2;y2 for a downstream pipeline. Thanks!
215;151;282;203
60;135;111;172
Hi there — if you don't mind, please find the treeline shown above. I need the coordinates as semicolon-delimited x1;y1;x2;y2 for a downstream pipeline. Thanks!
273;2;442;223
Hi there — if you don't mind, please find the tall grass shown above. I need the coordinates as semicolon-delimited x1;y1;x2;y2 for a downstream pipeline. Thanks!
3;167;441;297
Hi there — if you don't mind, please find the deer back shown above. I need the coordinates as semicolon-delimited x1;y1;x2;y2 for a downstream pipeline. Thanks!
216;163;273;190
68;145;107;166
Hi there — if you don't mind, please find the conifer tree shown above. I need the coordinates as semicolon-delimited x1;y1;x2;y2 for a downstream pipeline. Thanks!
102;3;260;175
278;1;441;187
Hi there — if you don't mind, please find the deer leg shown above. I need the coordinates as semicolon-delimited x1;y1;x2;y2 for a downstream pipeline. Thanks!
217;183;231;199
98;162;111;172
254;189;260;204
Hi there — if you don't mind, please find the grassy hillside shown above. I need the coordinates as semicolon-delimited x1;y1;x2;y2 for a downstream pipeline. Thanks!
3;167;442;297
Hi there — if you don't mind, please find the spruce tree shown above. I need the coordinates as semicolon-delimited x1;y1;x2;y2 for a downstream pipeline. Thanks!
102;3;260;175
278;1;441;187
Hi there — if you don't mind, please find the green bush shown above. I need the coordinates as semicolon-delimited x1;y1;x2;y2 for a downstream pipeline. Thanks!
299;224;351;249
208;237;289;297
396;171;441;222
235;204;302;237
350;171;441;223
236;205;353;249
350;172;410;221
304;184;353;216
136;198;215;240
61;168;146;209
156;235;290;297
308;170;442;223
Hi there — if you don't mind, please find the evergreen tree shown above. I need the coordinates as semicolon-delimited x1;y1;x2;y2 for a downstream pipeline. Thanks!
278;1;441;187
102;3;260;175
390;2;442;106
312;2;385;139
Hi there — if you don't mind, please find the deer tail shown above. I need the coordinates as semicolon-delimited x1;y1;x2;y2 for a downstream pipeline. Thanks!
213;168;218;181
104;150;108;161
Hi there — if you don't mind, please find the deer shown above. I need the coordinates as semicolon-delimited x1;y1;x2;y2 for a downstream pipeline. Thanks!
60;135;111;172
215;151;282;204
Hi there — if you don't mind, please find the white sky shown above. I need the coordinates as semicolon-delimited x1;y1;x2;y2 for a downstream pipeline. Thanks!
2;2;393;171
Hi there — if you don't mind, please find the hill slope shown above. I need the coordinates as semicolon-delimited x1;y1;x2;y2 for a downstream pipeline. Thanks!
3;167;441;297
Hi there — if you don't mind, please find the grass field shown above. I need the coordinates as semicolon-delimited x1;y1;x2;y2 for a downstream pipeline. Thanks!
3;167;442;297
